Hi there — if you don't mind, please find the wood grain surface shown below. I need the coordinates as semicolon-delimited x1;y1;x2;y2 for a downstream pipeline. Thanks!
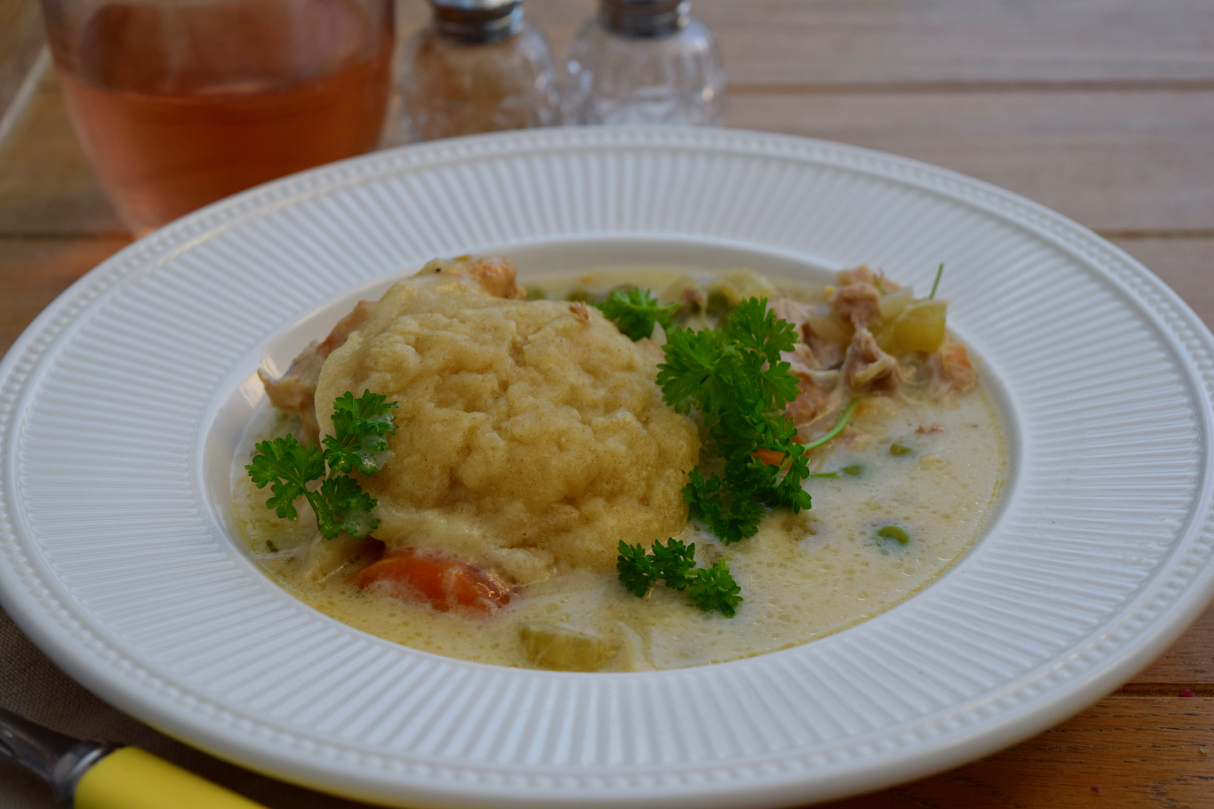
1;0;1212;807
0;0;41;130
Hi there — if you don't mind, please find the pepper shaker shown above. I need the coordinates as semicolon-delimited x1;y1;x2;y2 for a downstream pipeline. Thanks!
399;0;559;142
562;0;724;126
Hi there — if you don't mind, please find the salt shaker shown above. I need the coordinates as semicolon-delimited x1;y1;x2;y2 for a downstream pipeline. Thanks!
562;0;724;126
399;0;559;142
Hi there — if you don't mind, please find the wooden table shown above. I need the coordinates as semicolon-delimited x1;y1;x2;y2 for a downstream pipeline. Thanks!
2;1;1212;807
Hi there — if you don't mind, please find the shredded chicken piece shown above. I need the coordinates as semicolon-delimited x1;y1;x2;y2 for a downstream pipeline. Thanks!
569;300;591;323
772;301;834;426
830;281;882;328
788;370;844;431
788;375;830;425
420;255;526;299
770;298;813;331
840;428;874;452
842;327;898;395
929;340;977;400
771;297;854;429
836;266;875;286
836;265;900;293
772;298;844;372
679;286;706;314
635;337;665;361
259;300;375;439
804;326;843;369
784;343;820;375
773;299;818;372
779;267;975;442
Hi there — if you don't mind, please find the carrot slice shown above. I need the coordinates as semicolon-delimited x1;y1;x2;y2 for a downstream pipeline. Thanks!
752;447;787;467
350;548;510;614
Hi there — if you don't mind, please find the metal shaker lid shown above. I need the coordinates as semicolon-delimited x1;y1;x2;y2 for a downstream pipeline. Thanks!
427;0;525;45
599;0;690;37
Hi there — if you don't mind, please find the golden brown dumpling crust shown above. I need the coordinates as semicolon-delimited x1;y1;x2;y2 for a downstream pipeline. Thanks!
315;275;699;584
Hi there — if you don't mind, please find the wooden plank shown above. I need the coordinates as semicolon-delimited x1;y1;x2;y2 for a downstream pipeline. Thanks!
0;236;129;355
1115;237;1214;331
695;0;1214;86
10;0;1213;93
1128;605;1214;687
5;13;1213;237
0;70;123;236
6;78;1214;237
725;91;1214;234
0;0;42;124
812;696;1214;809
27;0;1214;96
401;0;1214;86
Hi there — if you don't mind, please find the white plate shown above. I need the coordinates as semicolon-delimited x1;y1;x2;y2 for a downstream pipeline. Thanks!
2;127;1213;808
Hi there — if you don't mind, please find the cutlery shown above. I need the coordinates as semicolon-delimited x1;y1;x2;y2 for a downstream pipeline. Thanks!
0;706;266;808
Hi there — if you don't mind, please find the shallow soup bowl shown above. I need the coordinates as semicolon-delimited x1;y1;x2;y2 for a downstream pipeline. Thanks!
2;127;1213;808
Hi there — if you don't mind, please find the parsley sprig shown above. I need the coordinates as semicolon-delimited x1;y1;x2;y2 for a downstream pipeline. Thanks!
323;391;400;474
657;297;813;544
595;288;679;341
617;539;743;617
247;390;398;540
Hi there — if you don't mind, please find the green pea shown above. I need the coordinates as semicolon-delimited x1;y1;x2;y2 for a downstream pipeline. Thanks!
841;464;863;476
706;289;733;319
877;525;909;544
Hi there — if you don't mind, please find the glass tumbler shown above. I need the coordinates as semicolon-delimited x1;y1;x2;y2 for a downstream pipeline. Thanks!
39;0;395;236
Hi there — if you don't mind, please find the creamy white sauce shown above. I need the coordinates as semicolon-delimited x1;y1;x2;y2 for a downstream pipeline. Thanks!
232;269;1004;671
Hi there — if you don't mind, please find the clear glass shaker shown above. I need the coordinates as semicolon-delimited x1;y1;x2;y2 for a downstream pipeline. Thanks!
562;0;724;126
398;0;559;142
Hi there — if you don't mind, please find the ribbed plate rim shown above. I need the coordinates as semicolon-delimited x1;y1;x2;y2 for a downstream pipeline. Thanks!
2;126;1213;808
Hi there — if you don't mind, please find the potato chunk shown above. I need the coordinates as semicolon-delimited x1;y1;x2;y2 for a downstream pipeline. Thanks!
876;300;948;355
518;624;617;671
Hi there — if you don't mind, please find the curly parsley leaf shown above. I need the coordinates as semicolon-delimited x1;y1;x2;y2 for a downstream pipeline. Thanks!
247;390;396;540
617;541;657;597
651;538;697;590
246;435;325;521
595;288;679;341
314;475;379;539
723;297;799;365
616;540;742;617
684;465;762;545
688;559;743;617
658;297;813;544
323;390;400;475
656;326;734;415
660;297;800;420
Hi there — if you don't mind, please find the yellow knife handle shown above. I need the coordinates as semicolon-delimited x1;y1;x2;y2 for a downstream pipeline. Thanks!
74;747;269;809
